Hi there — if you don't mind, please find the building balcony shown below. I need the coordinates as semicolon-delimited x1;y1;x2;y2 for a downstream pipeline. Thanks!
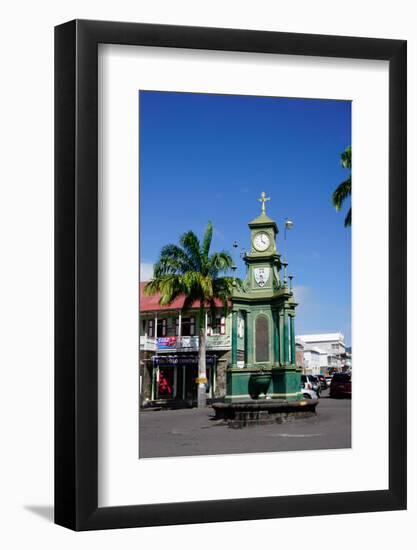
140;335;157;351
140;334;231;352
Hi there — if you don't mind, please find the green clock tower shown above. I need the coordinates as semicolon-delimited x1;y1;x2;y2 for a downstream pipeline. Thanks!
226;192;303;402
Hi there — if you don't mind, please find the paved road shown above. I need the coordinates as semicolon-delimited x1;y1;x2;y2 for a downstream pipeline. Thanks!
139;393;351;458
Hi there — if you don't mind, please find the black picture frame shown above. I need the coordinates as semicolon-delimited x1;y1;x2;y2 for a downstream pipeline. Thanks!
55;19;407;531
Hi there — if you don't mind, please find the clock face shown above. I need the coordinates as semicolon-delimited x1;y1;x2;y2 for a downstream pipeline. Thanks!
253;232;271;252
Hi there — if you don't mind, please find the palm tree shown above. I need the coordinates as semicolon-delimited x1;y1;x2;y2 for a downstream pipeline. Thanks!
144;221;237;408
332;146;352;227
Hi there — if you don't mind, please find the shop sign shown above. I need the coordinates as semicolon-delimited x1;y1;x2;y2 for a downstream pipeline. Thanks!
157;335;230;350
207;335;230;349
152;355;217;367
179;336;198;349
157;336;177;350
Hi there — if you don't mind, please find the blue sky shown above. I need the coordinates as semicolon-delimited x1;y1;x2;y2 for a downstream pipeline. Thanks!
140;91;351;345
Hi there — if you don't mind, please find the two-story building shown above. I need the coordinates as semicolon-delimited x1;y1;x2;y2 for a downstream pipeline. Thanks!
140;283;232;407
297;333;346;373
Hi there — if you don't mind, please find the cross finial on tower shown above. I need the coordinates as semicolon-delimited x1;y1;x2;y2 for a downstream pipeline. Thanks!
258;191;270;213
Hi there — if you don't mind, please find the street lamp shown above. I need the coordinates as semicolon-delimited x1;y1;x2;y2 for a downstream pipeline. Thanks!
231;264;237;286
284;218;294;243
283;217;294;261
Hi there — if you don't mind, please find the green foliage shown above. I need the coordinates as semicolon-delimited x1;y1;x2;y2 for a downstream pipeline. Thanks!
144;221;239;323
340;146;351;170
332;146;352;227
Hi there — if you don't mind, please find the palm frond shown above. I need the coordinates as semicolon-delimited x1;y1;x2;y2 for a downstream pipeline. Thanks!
179;230;202;271
154;244;194;276
143;275;185;305
344;207;351;227
200;275;214;300
212;276;239;314
201;221;213;259
340;146;351;170
332;146;352;228
332;176;351;211
182;271;204;295
143;278;160;296
208;251;234;276
182;289;204;311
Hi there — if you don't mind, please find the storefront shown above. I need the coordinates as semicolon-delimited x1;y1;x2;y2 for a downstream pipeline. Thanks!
150;354;217;403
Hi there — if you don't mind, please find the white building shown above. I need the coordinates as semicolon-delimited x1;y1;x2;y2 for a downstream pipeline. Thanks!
303;347;322;375
297;333;347;373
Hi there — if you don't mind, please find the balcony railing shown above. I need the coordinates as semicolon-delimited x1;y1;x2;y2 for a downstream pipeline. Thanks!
140;334;230;352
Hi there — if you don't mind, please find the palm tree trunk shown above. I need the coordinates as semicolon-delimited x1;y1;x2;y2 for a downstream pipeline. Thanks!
197;324;207;408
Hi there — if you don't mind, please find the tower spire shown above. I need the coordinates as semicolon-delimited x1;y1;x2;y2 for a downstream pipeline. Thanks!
258;191;270;213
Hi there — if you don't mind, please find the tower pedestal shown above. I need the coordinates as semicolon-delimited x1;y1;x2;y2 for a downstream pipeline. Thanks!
213;397;318;428
225;365;303;402
270;366;303;400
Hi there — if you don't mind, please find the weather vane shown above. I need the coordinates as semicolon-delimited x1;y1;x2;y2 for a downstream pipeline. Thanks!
258;191;270;213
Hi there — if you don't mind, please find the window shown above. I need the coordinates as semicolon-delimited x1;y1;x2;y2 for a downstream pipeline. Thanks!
157;318;167;337
207;315;226;336
165;317;176;336
181;317;195;336
255;315;269;362
174;316;196;336
148;319;169;337
331;343;339;350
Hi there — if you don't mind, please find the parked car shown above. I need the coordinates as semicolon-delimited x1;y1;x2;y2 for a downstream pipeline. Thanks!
301;374;321;397
301;388;318;400
309;375;322;396
329;372;352;398
316;374;328;390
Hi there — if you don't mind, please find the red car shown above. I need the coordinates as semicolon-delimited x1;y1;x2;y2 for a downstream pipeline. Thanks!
329;373;352;398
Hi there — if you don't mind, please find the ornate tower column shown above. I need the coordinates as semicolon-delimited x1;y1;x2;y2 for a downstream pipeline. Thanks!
290;313;296;365
273;309;280;365
231;310;238;367
279;309;284;365
245;310;253;365
283;308;289;365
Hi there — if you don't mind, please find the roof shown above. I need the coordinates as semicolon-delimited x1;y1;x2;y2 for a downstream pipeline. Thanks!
248;211;278;232
297;333;345;343
140;282;229;313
